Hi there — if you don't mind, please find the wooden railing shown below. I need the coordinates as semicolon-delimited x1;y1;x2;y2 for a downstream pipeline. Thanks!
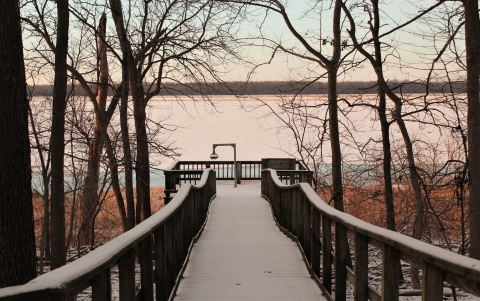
0;169;216;301
167;160;263;181
276;170;313;185
261;169;480;301
163;159;308;203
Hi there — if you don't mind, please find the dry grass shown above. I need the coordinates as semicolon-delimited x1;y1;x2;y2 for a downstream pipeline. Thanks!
32;187;165;246
317;185;467;246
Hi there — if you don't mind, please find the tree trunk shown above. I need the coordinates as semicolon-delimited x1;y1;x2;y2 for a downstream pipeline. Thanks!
328;0;344;213
103;132;128;231
109;0;137;229
370;0;406;285
50;0;69;270
28;105;51;272
0;0;37;287
110;0;151;225
81;13;109;246
464;0;480;260
120;57;135;230
134;93;151;223
370;0;396;233
378;93;395;231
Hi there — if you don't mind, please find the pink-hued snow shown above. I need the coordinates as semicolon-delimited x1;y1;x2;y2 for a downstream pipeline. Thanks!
174;182;327;301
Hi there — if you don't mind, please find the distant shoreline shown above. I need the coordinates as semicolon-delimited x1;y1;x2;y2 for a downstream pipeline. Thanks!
28;81;466;97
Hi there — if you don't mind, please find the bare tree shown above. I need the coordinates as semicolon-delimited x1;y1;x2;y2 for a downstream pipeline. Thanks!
49;0;69;269
28;96;52;274
0;0;37;287
463;0;480;260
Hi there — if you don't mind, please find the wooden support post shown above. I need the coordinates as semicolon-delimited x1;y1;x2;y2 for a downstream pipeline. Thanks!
298;194;305;251
312;209;321;278
184;196;193;254
119;248;135;301
287;189;293;233
92;268;111;301
354;233;369;301
154;225;167;301
281;189;287;228
307;171;313;186
292;188;299;237
382;243;400;301
304;199;312;265
165;218;175;297
236;161;242;184
140;236;154;301
422;263;444;301
335;223;348;301
194;191;200;234
174;209;184;277
164;171;176;204
322;217;332;294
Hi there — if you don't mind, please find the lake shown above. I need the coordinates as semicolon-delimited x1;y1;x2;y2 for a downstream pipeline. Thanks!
30;94;461;190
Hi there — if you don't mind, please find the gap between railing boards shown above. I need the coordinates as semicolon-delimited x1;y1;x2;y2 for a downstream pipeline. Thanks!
261;168;480;301
0;169;217;301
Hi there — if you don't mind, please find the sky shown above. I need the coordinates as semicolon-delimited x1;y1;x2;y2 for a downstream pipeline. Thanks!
22;0;465;85
224;0;464;83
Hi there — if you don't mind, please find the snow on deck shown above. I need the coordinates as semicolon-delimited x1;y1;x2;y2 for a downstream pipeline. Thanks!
174;181;327;301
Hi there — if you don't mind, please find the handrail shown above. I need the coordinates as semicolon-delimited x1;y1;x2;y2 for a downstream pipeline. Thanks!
261;169;480;301
0;169;217;301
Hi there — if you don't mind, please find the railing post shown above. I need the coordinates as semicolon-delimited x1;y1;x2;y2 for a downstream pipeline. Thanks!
322;217;332;294
164;171;176;204
165;218;175;297
422;263;444;301
354;233;369;301
335;223;348;301
184;195;193;256
304;198;312;265
174;208;184;277
140;235;154;301
292;188;299;237
312;209;321;278
286;189;293;233
236;161;242;184
92;268;111;301
298;193;305;250
280;188;286;227
382;243;400;301
154;225;167;301
119;248;135;301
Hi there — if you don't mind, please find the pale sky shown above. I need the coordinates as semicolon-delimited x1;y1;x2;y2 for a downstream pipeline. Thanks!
22;0;465;85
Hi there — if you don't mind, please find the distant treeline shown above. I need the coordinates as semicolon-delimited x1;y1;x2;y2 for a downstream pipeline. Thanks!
29;81;466;97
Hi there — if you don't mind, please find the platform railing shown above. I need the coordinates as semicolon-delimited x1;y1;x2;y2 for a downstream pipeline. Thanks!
262;168;480;301
0;169;216;301
163;159;308;203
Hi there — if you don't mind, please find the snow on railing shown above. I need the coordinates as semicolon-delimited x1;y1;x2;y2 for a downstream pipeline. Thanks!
0;169;216;301
262;168;480;301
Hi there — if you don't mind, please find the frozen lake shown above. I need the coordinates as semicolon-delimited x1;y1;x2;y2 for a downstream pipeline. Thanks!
149;96;288;169
30;94;460;189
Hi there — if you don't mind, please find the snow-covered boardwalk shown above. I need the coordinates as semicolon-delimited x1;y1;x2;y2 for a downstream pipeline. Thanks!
174;182;326;301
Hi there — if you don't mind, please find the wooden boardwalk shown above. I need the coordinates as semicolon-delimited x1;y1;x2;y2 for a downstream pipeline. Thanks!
174;182;326;301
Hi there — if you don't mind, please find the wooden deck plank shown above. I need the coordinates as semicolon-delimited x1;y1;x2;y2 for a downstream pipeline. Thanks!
174;182;327;301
